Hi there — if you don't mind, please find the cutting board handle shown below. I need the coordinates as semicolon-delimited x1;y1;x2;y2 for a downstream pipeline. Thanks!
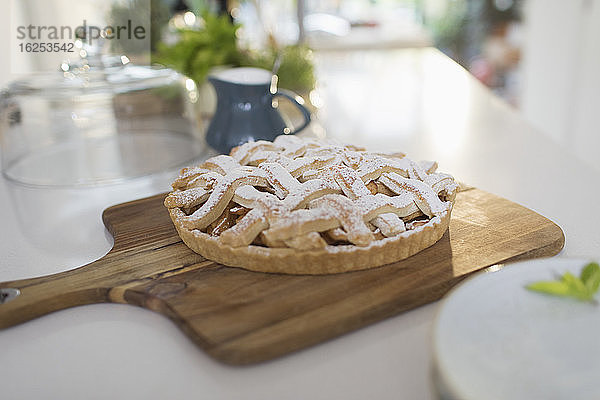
0;260;109;329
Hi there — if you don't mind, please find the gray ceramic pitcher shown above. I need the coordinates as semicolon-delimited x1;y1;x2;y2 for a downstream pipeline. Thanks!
205;67;311;153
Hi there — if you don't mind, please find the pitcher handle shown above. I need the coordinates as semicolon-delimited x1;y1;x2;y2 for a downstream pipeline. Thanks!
274;89;312;134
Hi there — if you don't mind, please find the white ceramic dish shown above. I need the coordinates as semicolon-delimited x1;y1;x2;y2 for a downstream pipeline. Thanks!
432;258;600;400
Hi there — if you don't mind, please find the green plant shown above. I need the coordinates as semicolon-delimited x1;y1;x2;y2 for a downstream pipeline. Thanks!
244;45;315;93
422;0;469;64
154;13;315;93
155;13;242;84
526;262;600;304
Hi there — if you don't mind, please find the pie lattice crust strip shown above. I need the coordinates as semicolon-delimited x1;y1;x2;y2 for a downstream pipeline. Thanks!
165;135;458;274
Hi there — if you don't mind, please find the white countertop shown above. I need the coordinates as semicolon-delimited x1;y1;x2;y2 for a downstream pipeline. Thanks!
1;48;599;399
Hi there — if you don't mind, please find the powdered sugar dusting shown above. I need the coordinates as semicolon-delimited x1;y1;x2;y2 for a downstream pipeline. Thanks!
164;187;209;208
230;141;280;165
357;156;411;183
182;167;268;230
165;134;456;250
203;155;240;175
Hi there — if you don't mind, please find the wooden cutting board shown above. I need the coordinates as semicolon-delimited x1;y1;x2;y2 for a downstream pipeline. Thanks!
0;188;564;365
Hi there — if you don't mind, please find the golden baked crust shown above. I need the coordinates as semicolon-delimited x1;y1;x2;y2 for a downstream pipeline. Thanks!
169;207;451;274
165;135;458;274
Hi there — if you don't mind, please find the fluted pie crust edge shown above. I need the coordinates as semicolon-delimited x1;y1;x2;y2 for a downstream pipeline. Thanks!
169;207;451;274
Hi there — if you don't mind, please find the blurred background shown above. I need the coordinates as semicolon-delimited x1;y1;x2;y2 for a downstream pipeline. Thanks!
2;0;599;170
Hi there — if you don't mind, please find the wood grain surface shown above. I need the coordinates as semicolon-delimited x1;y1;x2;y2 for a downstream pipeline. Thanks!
0;188;564;364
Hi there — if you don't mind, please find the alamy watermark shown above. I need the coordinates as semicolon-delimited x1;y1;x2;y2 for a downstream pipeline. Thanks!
16;20;146;47
15;20;146;54
10;0;151;73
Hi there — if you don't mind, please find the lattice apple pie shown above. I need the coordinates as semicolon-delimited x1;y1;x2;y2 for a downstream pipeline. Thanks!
165;135;458;274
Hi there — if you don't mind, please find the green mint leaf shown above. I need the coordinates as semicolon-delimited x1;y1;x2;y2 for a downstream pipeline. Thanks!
526;262;600;302
581;262;600;293
526;281;572;297
561;272;589;298
585;274;600;294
